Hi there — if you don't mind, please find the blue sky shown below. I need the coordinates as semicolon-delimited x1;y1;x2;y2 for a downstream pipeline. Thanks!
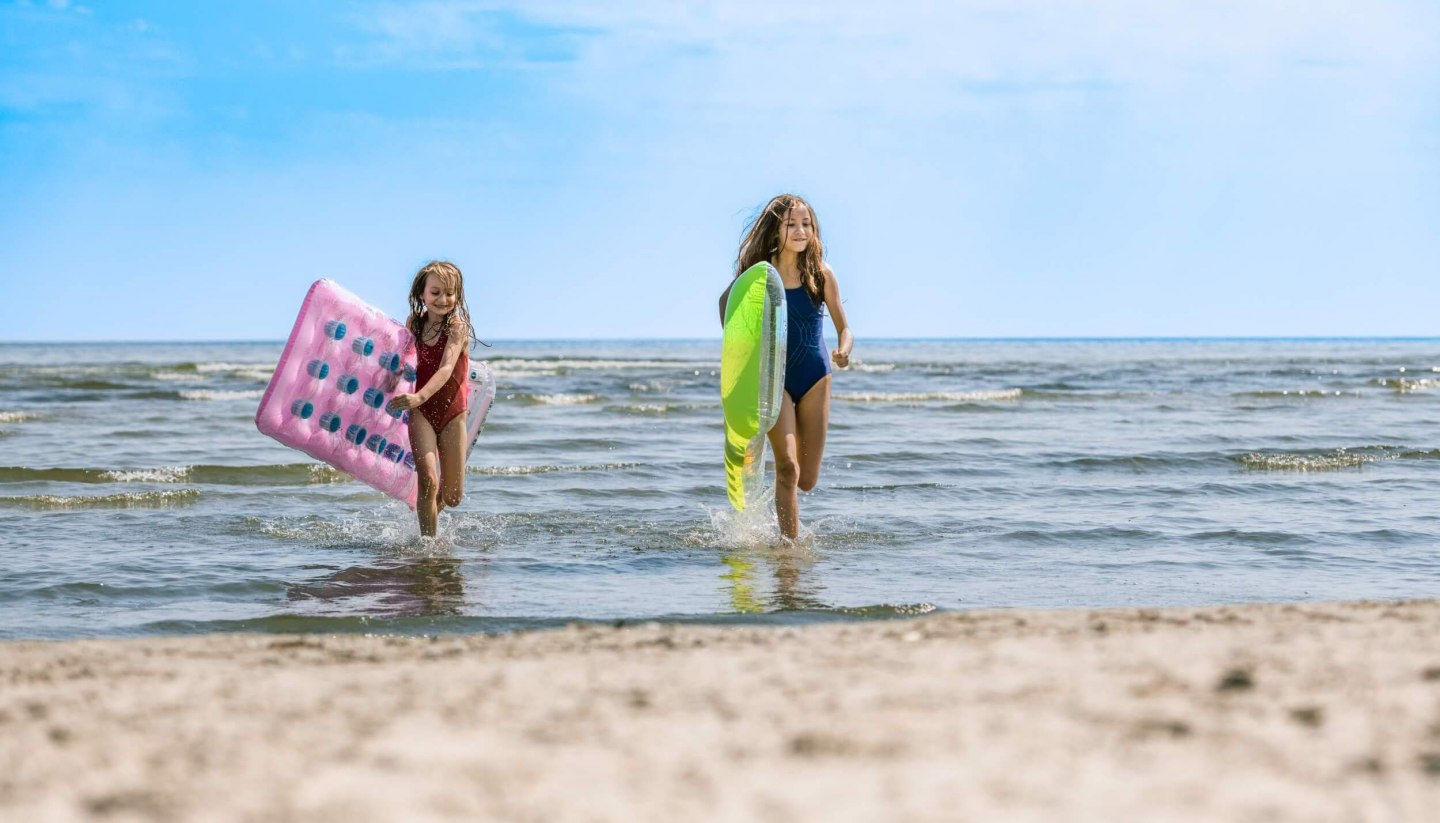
2;0;1437;340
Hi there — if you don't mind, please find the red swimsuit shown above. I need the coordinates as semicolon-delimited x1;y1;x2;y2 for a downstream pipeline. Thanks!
414;324;469;434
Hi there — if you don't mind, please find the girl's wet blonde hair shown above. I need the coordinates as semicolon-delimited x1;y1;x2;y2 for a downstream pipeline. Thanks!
735;193;826;304
406;260;476;345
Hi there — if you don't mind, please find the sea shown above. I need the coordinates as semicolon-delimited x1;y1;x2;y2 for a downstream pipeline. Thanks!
2;339;1438;641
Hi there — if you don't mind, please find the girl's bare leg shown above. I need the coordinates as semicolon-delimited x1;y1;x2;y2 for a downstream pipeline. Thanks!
408;414;441;537
767;395;800;539
793;375;832;492
436;414;468;511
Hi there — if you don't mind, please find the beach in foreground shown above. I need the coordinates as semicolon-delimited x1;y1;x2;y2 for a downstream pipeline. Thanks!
3;600;1439;821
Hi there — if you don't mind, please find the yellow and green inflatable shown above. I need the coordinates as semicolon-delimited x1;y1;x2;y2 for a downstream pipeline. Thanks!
720;262;787;510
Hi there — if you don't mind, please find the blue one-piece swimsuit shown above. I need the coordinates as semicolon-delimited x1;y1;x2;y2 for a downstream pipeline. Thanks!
785;286;831;402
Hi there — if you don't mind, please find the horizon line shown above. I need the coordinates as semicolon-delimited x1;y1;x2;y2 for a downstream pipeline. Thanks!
5;336;1440;345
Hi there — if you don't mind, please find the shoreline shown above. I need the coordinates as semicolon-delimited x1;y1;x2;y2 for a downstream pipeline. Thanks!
4;599;1439;820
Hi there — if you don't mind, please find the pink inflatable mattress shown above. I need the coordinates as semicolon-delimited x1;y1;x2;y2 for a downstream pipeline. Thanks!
255;279;494;509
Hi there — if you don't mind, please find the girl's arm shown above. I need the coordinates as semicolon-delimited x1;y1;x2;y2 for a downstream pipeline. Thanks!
388;321;469;411
822;264;853;368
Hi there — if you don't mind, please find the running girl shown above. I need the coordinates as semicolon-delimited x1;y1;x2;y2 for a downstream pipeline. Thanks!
387;261;475;537
720;194;853;539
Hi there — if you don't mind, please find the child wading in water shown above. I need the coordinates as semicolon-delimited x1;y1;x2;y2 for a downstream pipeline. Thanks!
387;261;474;537
720;194;853;539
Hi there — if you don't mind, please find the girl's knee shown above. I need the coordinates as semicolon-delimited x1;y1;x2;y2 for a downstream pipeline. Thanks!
775;456;800;488
798;470;820;493
417;470;440;500
442;488;463;509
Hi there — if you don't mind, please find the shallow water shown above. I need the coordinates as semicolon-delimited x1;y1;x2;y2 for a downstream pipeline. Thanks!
2;339;1438;640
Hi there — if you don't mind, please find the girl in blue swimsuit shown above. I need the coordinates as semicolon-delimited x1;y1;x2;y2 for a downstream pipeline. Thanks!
719;194;854;539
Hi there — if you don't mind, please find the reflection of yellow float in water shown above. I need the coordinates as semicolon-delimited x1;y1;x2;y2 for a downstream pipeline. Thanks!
721;545;828;615
721;551;762;614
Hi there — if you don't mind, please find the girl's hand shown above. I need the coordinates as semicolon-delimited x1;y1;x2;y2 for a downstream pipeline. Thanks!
388;393;422;412
831;348;850;369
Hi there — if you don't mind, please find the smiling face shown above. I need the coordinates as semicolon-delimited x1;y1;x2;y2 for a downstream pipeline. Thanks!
422;273;458;320
778;205;813;256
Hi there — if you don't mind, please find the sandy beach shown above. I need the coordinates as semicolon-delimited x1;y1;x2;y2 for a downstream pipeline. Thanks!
3;599;1439;821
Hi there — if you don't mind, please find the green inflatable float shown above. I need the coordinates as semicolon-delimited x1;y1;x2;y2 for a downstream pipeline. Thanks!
720;262;787;511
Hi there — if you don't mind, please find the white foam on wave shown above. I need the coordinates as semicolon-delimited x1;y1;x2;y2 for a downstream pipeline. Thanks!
609;402;705;415
845;361;897;373
627;380;674;393
234;369;277;383
506;393;602;406
6;489;201;509
309;464;352;484
194;362;273;374
470;462;640;475
179;389;265;401
1379;378;1440;393
0;411;42;423
1238;389;1360;398
172;362;275;383
492;358;712;374
101;466;190;483
1238;449;1384;472
834;388;1022;403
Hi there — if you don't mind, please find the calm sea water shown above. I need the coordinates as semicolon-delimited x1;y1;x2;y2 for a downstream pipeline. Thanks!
2;339;1438;640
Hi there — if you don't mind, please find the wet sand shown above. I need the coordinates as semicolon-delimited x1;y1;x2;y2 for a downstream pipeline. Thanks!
3;599;1439;821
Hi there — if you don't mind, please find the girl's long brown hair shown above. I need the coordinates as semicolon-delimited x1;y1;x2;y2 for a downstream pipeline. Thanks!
406;260;478;346
735;193;826;304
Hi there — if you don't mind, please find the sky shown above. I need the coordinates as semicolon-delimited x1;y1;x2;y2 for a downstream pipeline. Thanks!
1;0;1437;340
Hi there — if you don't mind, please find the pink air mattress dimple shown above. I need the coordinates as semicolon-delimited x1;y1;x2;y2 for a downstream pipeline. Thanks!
255;279;495;510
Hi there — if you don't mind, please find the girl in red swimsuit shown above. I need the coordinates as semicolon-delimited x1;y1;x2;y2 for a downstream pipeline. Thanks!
386;261;475;537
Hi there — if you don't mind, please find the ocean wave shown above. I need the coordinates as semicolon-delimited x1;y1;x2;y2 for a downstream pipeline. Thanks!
181;370;273;384
28;378;135;391
1233;390;1361;398
178;389;265;401
100;466;190;483
0;489;200;509
2;364;151;378
490;358;713;375
605;403;707;416
627;381;675;393
611;403;669;415
469;462;641;475
1235;447;1402;472
834;388;1022;404
1378;378;1440;393
844;361;897;373
0;411;43;424
1022;389;1155;401
309;465;353;484
504;393;602;406
1050;452;1227;472
0;463;357;486
193;362;272;374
